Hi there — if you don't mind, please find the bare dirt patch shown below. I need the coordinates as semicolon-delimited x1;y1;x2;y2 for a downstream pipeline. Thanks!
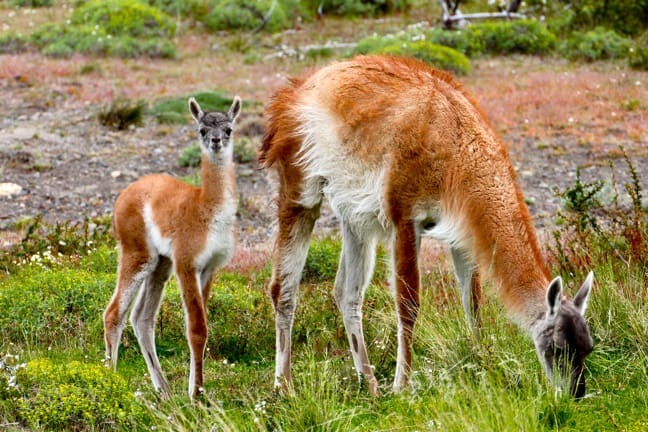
1;22;646;256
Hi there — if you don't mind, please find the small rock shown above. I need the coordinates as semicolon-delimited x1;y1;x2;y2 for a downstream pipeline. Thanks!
111;170;121;178
0;183;22;197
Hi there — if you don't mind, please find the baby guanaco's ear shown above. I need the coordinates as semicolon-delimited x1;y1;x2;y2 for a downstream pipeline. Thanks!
228;96;242;122
188;97;204;123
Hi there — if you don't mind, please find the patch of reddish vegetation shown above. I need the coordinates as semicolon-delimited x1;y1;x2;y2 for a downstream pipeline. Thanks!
468;59;646;149
224;245;271;274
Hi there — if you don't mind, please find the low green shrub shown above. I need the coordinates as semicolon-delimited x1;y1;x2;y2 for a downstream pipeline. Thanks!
29;22;176;58
357;19;554;61
98;98;146;130
422;27;485;57
357;38;470;75
149;91;236;124
71;0;176;38
560;27;632;61
148;0;209;20
23;0;177;58
203;0;298;33
14;358;146;430
529;0;648;37
471;19;557;55
628;31;648;70
301;0;411;16
383;40;470;74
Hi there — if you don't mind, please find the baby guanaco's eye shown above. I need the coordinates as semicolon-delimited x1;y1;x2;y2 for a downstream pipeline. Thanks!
199;128;208;137
224;127;232;136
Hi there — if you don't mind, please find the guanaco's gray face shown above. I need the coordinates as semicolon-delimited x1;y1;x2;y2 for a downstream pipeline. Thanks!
534;273;593;398
188;96;241;158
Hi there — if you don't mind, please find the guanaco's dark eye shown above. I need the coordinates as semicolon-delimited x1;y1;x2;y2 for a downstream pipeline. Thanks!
199;128;208;137
224;127;232;136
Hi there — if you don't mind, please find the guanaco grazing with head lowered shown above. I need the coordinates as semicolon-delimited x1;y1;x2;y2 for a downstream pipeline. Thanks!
103;96;241;399
260;55;594;398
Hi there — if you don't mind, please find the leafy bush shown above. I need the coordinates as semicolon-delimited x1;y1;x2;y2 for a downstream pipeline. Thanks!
528;0;648;37
72;0;176;38
560;27;632;61
471;19;556;55
628;31;648;70
147;0;209;19
301;0;411;16
13;358;146;430
24;0;177;58
29;22;176;58
98;98;146;130
422;27;486;57
203;0;297;33
357;20;555;61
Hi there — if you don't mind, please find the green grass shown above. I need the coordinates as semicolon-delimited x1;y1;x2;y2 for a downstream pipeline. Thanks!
0;233;646;430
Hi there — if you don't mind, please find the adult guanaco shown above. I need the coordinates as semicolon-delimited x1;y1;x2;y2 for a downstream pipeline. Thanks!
260;55;593;398
103;96;241;399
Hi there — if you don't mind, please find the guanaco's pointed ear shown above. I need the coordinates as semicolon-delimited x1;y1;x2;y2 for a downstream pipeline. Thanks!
573;271;593;316
228;96;242;121
546;276;563;320
188;97;203;122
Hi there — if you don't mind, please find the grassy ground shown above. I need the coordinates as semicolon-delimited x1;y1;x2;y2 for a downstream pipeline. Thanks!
0;229;646;430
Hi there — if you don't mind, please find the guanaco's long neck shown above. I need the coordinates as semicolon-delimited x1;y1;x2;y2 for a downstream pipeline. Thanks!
199;154;236;213
451;141;550;331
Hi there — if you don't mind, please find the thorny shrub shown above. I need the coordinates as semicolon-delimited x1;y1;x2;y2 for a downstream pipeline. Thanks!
550;147;647;278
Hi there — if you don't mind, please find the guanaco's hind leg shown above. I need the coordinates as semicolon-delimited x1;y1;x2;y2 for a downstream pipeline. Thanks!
176;265;209;399
130;255;173;397
393;221;421;391
450;247;482;332
269;203;320;393
103;250;154;370
334;222;379;395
